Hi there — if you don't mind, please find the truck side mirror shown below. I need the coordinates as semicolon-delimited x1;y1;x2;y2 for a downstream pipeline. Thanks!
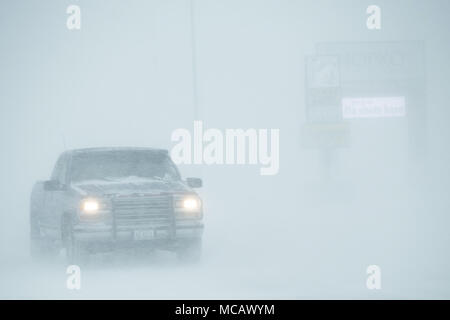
186;177;202;188
44;180;65;191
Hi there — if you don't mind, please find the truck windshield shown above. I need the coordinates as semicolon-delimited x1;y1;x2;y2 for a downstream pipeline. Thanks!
69;151;180;182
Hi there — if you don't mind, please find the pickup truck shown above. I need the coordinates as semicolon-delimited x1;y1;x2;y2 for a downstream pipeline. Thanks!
30;147;204;263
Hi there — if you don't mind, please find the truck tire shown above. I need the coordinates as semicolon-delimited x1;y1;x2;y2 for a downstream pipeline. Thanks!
30;238;45;261
176;238;202;263
30;238;59;260
65;222;88;265
30;214;59;261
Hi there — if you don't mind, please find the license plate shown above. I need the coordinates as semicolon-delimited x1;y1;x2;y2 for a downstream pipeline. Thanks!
134;230;154;240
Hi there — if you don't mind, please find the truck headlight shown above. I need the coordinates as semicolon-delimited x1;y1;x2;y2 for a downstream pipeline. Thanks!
81;199;100;214
174;195;202;216
183;198;199;211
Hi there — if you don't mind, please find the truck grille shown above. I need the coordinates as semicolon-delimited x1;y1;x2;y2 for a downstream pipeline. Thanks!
112;195;173;229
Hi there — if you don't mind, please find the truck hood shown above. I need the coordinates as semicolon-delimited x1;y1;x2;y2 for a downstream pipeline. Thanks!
71;177;191;197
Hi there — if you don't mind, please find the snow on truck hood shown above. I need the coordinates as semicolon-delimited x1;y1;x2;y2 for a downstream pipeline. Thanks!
71;176;190;197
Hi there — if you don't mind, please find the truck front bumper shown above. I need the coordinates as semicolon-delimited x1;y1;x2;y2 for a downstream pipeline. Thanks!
72;220;204;245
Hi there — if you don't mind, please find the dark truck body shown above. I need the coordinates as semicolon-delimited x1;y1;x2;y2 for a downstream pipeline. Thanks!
30;147;204;263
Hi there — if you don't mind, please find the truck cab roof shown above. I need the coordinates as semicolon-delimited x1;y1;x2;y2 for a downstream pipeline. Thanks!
62;147;169;156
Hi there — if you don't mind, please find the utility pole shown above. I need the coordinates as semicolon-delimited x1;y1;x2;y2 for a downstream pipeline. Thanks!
190;0;199;120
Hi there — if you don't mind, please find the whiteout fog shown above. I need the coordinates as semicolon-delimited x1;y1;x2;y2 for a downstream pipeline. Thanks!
170;121;280;175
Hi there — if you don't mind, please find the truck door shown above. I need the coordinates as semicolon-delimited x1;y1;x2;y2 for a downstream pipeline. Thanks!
42;154;68;239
